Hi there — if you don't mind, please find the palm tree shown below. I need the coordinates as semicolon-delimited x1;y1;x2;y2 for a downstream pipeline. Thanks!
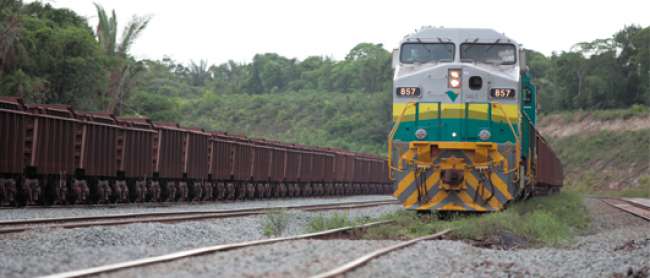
94;3;151;114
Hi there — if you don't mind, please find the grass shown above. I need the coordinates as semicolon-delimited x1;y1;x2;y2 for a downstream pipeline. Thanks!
306;213;367;233
262;209;289;237
550;129;650;193
364;192;591;246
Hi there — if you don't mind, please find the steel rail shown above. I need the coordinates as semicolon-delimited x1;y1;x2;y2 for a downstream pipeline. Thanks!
0;200;398;234
310;229;452;278
39;221;393;278
600;198;650;221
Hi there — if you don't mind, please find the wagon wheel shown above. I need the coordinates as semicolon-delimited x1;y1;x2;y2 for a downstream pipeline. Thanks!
226;182;237;200
202;182;213;201
190;182;203;202
147;181;161;202
216;182;227;200
303;184;312;197
95;180;110;204
263;183;271;198
278;183;287;198
247;183;256;199
69;179;87;204
163;181;176;202
0;178;17;206
178;182;188;202
236;183;247;200
51;178;67;205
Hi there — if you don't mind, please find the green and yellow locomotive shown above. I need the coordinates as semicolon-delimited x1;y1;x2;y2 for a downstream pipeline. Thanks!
388;27;563;212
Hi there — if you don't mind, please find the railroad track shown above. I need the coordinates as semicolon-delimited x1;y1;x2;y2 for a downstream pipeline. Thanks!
311;229;452;278
0;200;398;234
600;197;650;221
40;221;451;278
41;221;394;278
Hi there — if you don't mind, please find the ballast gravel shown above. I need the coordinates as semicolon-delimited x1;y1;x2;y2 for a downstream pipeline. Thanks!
0;195;396;221
104;239;401;278
0;204;402;278
349;198;650;278
2;197;649;278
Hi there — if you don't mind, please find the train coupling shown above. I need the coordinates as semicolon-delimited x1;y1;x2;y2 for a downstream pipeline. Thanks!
439;157;465;191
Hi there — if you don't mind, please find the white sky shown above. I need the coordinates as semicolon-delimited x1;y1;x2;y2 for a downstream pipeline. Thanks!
36;0;650;65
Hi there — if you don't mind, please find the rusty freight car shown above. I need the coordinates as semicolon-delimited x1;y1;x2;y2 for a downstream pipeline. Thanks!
1;97;393;206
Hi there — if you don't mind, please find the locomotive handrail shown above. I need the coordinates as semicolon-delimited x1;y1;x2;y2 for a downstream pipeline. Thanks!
492;102;522;172
387;102;416;180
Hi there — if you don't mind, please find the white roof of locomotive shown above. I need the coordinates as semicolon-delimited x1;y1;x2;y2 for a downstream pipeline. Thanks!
401;27;519;46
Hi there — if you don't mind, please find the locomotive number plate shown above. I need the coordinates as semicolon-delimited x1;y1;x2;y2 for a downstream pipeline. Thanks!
396;87;421;97
490;88;515;98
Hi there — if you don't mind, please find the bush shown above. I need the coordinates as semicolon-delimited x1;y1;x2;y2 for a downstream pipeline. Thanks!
307;213;357;233
365;192;591;246
262;209;289;237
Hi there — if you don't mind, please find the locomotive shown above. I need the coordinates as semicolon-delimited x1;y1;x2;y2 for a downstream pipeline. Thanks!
388;27;563;212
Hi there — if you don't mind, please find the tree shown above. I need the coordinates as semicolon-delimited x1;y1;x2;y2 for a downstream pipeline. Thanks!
0;1;107;110
94;3;151;114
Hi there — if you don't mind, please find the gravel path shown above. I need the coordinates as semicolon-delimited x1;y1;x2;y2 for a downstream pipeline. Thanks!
349;198;650;278
0;204;402;278
0;195;395;221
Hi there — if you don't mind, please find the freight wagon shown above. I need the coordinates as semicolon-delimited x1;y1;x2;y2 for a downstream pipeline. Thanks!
0;97;391;206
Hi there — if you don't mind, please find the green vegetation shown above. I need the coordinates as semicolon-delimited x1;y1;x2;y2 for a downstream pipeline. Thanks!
182;91;391;154
0;1;150;112
261;209;289;237
365;192;590;246
306;213;370;233
2;1;649;120
550;130;650;193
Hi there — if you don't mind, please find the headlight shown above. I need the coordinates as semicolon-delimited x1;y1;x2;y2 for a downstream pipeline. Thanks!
415;128;427;140
448;69;462;88
479;129;491;141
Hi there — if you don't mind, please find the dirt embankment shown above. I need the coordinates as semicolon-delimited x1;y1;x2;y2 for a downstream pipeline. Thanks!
537;114;650;139
536;110;650;192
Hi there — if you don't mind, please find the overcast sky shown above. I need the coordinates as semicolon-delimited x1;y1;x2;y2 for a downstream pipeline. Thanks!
37;0;650;65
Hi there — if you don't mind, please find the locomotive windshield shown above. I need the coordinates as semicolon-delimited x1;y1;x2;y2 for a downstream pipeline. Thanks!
460;43;516;65
400;43;454;64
